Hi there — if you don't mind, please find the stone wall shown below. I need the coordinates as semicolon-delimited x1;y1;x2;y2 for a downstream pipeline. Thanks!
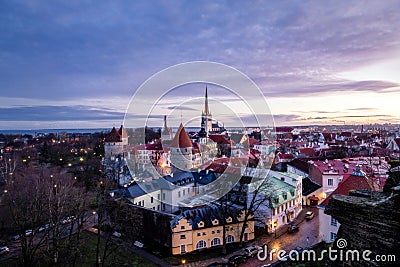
325;188;400;266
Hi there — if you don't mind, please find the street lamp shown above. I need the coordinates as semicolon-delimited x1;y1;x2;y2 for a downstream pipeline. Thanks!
92;211;96;224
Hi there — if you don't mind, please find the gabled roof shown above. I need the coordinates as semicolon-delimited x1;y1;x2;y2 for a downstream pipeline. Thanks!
170;123;192;148
105;127;122;142
302;177;321;195
319;174;374;207
288;158;309;173
118;125;128;138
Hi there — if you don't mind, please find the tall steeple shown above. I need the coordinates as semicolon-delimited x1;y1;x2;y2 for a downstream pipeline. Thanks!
199;86;213;137
203;86;211;116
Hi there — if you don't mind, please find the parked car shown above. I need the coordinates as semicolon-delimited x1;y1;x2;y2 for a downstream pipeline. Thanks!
305;211;314;220
10;234;20;241
206;262;228;267
25;229;33;236
288;224;299;233
61;216;76;224
228;254;247;266
38;223;52;232
244;245;262;257
0;246;10;255
112;231;122;238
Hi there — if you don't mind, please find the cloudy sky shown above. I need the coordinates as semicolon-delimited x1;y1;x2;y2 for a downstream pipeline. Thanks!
1;0;399;129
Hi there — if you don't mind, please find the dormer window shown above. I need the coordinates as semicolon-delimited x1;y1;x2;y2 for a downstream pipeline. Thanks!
198;221;204;228
274;196;279;204
212;219;219;226
282;192;287;200
226;217;232;223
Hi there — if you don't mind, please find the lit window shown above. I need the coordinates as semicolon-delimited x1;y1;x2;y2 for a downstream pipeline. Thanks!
196;240;207;249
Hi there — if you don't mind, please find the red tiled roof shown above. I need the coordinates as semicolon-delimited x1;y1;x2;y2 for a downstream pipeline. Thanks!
105;127;121;142
299;147;317;157
340;132;352;137
208;134;228;143
320;174;374;206
248;138;259;147
118;125;128;138
275;127;293;133
170;123;192;148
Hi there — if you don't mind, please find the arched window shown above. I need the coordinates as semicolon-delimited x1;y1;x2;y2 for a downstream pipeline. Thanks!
211;238;221;247
226;235;234;243
196;240;207;249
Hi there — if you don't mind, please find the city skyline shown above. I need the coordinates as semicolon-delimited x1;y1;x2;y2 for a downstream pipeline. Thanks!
1;1;400;129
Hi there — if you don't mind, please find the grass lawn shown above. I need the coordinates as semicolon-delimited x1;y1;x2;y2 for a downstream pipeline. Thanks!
1;231;157;267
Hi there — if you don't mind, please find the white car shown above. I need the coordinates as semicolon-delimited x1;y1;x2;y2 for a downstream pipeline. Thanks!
25;229;33;236
305;211;314;220
0;246;10;255
38;223;52;232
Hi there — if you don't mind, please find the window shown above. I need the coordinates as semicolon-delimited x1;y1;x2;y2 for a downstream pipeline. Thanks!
211;238;221;247
330;232;337;241
216;230;220;233
211;231;215;234
178;191;181;198
196;240;207;249
328;179;334;186
331;217;338;227
183;190;185;196
162;193;165;200
151;197;153;203
180;235;186;239
157;194;160;200
157;205;160;210
162;203;166;211
181;226;185;230
202;232;206;235
197;233;201;236
180;245;186;254
226;235;234;243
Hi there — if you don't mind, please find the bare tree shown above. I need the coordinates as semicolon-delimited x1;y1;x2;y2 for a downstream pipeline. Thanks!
238;176;273;247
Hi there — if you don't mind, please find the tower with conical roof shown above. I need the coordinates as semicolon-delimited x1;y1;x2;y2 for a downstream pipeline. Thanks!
199;86;213;137
170;123;193;172
118;125;129;145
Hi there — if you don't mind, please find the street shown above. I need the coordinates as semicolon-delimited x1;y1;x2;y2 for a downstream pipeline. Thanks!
179;206;321;267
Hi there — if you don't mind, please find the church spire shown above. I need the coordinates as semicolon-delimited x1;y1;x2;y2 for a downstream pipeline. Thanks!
204;86;210;115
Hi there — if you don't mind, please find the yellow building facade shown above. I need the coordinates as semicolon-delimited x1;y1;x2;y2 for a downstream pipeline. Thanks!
171;210;254;255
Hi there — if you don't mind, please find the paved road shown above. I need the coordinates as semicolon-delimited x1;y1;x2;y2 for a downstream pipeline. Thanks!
179;206;321;267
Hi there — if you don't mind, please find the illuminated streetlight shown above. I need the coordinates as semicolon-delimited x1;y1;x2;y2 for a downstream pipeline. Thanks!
92;211;97;224
79;157;84;162
181;259;186;264
68;163;72;167
3;190;7;193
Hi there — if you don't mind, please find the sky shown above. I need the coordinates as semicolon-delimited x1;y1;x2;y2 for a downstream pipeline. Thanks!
0;0;399;130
